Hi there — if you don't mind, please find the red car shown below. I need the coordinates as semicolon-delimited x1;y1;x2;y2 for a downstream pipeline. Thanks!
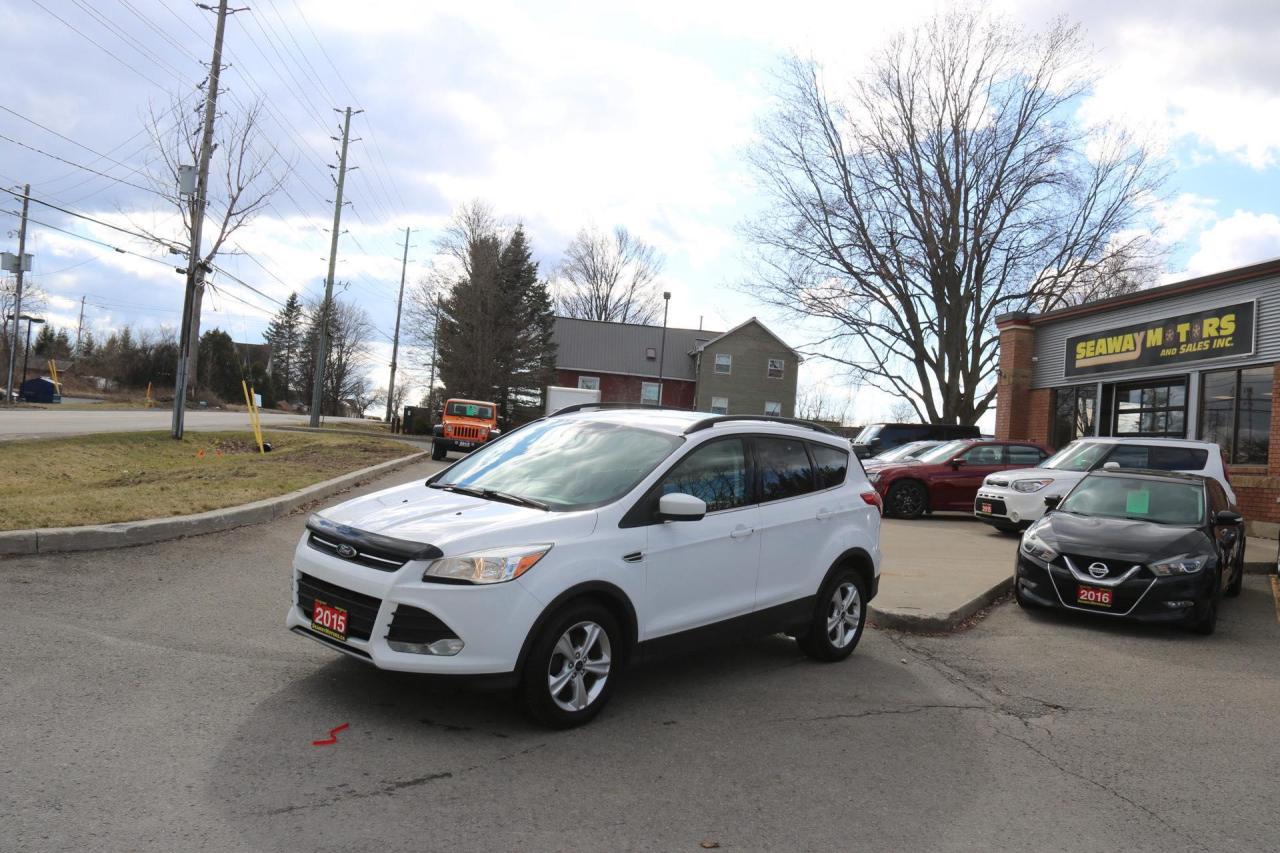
868;439;1053;519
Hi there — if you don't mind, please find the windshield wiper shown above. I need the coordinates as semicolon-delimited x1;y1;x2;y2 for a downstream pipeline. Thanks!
428;483;549;511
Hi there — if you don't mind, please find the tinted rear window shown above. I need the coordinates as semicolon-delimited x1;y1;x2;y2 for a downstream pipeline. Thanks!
756;437;816;501
810;443;849;489
1007;445;1046;465
1105;445;1209;471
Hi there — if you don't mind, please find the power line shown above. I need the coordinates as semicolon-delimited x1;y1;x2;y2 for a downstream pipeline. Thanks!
0;207;177;268
0;187;185;252
0;132;168;199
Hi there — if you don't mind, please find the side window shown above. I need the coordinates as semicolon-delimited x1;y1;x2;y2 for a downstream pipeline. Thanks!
879;426;907;444
959;444;1002;465
658;439;748;513
810;443;849;489
756;437;816;501
710;396;729;415
714;353;732;374
1206;479;1227;514
1105;444;1150;468
1148;446;1209;471
1007;445;1044;465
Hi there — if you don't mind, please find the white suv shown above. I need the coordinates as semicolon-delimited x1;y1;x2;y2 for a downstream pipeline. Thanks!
975;437;1236;533
287;406;883;727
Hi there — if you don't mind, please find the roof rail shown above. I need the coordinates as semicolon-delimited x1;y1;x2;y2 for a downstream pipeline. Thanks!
682;414;836;436
548;402;693;417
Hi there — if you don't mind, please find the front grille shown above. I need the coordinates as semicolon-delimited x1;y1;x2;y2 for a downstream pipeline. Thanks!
449;424;485;440
308;532;406;572
296;573;382;641
386;604;459;645
1063;554;1143;581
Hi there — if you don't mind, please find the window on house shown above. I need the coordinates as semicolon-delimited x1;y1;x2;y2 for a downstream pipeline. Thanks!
577;376;600;391
1199;367;1272;465
640;382;661;405
1052;384;1096;448
714;353;732;374
767;358;785;379
1113;380;1186;438
710;396;729;415
764;401;782;417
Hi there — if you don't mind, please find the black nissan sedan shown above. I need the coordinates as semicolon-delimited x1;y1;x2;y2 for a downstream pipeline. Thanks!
1014;469;1245;635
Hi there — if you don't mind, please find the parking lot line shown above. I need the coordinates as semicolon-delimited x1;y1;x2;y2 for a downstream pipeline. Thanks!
1272;576;1280;625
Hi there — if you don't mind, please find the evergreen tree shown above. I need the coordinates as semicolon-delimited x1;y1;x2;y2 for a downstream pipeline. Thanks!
495;226;555;421
263;291;303;401
197;328;241;403
32;324;56;357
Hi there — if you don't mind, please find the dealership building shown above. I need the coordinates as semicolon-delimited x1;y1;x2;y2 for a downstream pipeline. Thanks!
995;258;1279;533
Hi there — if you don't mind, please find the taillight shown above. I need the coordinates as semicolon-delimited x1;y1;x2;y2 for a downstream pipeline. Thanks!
860;491;883;514
1220;448;1232;484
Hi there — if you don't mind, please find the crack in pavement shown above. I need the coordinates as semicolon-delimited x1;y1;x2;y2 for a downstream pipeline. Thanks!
771;704;987;723
261;743;548;816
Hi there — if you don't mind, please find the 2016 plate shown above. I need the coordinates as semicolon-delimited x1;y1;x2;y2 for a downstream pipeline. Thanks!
312;599;348;640
1076;584;1113;608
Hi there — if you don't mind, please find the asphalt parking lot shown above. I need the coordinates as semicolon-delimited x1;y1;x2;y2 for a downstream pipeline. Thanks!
4;460;1279;852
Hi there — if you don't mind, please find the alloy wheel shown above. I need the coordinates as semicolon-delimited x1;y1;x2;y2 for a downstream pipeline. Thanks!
826;582;862;648
547;620;612;712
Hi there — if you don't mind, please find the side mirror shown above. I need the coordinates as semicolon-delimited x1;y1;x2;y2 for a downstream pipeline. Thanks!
658;492;706;522
950;458;965;469
1215;509;1243;526
1043;495;1062;510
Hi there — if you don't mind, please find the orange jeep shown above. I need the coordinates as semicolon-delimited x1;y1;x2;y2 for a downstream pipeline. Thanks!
431;398;500;460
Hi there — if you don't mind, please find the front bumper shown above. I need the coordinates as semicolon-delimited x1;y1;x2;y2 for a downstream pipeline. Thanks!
974;486;1052;527
285;536;545;676
1015;554;1215;623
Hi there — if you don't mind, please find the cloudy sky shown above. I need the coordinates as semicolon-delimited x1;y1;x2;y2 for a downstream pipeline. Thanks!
3;0;1280;419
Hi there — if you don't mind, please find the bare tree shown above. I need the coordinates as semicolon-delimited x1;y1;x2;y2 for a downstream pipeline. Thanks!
745;9;1164;425
1;276;46;376
795;381;857;425
554;226;665;324
135;95;286;392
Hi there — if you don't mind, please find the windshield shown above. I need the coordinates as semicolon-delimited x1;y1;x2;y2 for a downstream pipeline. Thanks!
876;440;937;462
1041;441;1109;472
1058;475;1205;526
434;419;682;510
447;401;494;419
853;424;883;444
915;440;969;464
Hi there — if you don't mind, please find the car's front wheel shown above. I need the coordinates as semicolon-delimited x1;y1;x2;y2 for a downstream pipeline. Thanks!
1225;539;1244;598
431;440;447;461
520;602;621;728
797;570;867;661
886;481;928;519
1191;572;1221;636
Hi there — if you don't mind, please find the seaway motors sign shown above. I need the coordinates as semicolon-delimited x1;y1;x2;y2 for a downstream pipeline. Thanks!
1065;301;1256;377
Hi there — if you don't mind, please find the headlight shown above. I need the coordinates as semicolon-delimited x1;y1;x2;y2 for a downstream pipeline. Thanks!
1020;529;1058;562
866;471;881;483
423;545;552;584
1013;479;1054;493
1148;553;1209;576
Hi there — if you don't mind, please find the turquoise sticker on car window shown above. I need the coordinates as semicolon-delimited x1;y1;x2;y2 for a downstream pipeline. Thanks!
466;405;479;416
1125;489;1150;515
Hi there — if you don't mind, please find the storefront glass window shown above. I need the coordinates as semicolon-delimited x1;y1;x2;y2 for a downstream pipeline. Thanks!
1052;385;1096;448
1199;367;1273;465
1113;380;1186;438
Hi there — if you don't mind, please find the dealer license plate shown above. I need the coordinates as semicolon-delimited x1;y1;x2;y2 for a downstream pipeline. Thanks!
1076;584;1113;608
455;441;473;448
312;600;348;640
981;502;994;514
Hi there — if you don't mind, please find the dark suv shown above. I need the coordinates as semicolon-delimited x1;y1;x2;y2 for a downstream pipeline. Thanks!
851;423;981;459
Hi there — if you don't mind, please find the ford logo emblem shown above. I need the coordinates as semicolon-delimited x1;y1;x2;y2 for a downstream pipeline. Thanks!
1088;562;1109;579
337;543;358;559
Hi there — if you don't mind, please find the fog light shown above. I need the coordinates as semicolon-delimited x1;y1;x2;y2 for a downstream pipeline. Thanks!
1009;511;1020;523
388;638;465;656
1163;600;1195;609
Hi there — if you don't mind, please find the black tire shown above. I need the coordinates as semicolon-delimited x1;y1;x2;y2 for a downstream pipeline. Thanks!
994;522;1021;536
519;602;621;728
430;441;447;461
1225;540;1244;598
886;480;928;519
1191;573;1220;636
797;569;868;662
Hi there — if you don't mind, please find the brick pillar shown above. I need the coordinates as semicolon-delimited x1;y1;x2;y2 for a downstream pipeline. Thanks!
994;312;1035;441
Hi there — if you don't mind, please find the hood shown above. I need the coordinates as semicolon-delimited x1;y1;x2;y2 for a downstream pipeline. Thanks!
990;468;1083;487
316;480;598;554
1036;512;1211;563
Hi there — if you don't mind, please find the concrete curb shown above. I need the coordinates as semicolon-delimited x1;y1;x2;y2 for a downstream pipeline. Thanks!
271;425;432;444
869;575;1015;633
0;451;427;557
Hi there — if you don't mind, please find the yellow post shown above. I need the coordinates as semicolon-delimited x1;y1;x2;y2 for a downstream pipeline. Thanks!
249;385;265;453
145;382;153;407
241;380;265;454
47;360;61;393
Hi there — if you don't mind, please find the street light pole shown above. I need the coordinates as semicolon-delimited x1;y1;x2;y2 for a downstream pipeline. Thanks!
657;291;671;405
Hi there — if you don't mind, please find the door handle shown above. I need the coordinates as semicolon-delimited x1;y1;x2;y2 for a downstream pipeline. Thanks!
729;527;754;539
816;509;837;521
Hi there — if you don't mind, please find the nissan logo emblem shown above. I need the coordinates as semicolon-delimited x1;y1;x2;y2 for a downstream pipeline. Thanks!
1087;562;1109;579
337;543;358;559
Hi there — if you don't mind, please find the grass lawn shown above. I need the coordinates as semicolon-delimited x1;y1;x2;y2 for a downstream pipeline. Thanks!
0;430;414;530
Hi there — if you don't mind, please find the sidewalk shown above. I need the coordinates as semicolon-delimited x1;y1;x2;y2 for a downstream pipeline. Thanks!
870;514;1016;632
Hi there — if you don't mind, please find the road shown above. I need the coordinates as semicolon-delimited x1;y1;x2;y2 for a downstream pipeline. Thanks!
0;408;372;440
3;458;1278;852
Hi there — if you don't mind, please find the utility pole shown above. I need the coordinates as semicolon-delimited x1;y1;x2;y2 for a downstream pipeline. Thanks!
172;0;230;439
4;183;30;404
75;295;86;356
384;226;411;424
308;106;359;427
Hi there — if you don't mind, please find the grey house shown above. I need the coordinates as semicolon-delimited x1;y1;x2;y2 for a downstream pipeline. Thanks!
551;316;801;416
